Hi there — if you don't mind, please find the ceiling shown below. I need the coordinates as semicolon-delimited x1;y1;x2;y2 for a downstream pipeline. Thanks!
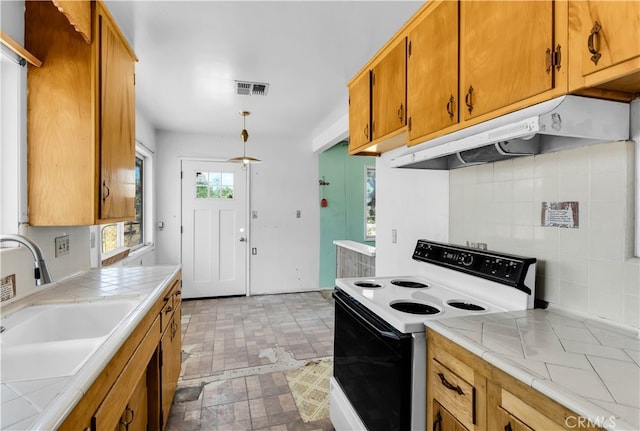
105;1;423;144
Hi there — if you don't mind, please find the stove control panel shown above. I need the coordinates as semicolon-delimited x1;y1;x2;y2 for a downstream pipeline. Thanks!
412;240;536;294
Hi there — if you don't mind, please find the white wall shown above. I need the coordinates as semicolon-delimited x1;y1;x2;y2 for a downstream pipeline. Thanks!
375;150;449;276
156;131;320;295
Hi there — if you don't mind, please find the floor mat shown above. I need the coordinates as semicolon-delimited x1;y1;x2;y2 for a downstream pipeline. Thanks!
285;359;332;423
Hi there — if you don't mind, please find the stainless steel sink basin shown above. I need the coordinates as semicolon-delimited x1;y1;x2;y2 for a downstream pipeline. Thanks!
0;298;140;382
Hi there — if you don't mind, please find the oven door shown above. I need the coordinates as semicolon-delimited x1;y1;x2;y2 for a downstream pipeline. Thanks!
332;287;413;431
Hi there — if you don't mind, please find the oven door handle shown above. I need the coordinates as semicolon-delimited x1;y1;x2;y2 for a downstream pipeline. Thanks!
333;290;403;341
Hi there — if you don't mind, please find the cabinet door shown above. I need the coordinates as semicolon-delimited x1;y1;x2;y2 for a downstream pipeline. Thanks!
99;8;136;221
460;1;554;120
372;38;406;140
496;407;534;431
161;304;182;428
348;71;372;152
114;371;148;431
433;400;469;431
569;1;640;92
407;0;458;142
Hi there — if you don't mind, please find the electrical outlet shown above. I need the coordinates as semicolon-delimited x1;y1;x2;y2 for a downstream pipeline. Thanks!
296;210;301;218
252;248;257;255
1;274;16;302
55;235;70;257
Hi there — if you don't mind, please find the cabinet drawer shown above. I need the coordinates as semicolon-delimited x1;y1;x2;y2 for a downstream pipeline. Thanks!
431;358;476;430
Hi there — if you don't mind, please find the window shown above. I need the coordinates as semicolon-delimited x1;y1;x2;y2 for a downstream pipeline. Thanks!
195;171;234;199
100;152;147;258
365;166;376;241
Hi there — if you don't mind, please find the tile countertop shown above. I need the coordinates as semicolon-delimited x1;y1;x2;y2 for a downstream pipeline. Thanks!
0;265;181;430
425;307;640;431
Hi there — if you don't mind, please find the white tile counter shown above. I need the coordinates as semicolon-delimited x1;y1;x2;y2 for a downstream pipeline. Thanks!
0;265;181;430
425;307;640;431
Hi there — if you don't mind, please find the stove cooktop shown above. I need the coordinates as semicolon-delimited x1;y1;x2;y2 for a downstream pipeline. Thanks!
335;275;502;333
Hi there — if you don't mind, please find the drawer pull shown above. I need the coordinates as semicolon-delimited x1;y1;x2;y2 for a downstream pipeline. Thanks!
433;411;442;431
165;306;173;313
438;372;464;395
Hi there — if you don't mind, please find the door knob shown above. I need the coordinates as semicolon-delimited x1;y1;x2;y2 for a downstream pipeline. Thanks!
239;237;246;242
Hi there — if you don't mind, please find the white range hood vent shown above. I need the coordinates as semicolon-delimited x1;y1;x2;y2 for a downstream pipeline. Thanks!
390;95;630;170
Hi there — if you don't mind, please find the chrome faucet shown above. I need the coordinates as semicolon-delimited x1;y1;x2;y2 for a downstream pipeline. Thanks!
0;234;53;285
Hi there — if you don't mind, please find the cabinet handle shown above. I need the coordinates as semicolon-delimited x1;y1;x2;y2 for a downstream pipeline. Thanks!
364;124;369;139
171;320;178;339
433;411;442;431
165;305;173;313
588;21;602;65
102;180;110;202
398;103;404;123
465;86;474;114
119;406;135;430
505;422;513;431
446;95;455;120
438;372;465;395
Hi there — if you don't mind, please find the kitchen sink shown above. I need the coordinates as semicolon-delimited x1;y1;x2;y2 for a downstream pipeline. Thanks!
0;298;140;382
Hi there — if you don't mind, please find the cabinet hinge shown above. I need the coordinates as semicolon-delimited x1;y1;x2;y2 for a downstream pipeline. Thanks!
408;40;412;57
545;44;562;74
408;117;412;132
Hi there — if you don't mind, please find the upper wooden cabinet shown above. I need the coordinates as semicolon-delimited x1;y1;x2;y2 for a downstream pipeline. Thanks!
348;38;407;155
371;38;407;140
568;1;640;97
26;0;136;226
460;1;555;120
348;72;372;151
407;0;459;141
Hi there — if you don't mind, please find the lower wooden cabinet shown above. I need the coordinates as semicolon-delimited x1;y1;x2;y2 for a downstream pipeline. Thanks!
426;328;604;431
59;271;182;431
161;301;182;427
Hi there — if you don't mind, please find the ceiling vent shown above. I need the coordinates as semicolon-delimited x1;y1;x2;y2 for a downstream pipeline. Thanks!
235;81;269;96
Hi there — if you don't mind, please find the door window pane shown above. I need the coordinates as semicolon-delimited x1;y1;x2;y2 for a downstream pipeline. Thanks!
195;171;234;199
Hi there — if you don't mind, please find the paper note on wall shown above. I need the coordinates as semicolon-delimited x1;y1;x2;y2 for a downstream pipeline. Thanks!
541;201;579;228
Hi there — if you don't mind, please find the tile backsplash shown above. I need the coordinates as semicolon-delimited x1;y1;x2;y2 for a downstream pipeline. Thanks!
449;140;639;328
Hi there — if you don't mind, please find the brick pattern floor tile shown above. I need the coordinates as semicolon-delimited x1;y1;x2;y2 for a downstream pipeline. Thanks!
167;291;335;431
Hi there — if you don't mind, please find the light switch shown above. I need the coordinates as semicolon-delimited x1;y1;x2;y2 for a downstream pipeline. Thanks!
392;229;397;244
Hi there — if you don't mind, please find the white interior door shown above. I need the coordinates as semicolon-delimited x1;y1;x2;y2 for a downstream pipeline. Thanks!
181;160;248;298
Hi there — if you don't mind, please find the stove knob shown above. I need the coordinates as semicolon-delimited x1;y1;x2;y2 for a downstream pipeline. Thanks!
461;254;474;267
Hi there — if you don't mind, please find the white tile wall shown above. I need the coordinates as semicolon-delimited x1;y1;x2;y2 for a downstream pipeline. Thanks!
450;140;640;328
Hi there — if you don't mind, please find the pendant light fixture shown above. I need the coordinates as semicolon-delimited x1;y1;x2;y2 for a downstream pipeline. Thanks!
228;111;261;165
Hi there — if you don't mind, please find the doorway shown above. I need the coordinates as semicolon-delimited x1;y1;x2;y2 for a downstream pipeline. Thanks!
181;160;249;298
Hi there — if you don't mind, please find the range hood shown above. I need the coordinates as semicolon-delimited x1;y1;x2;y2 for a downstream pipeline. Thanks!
390;95;630;170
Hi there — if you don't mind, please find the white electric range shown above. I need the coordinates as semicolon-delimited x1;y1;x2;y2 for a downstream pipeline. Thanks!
330;240;537;431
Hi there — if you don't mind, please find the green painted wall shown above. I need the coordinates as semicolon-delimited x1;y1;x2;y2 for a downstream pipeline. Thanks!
318;142;375;288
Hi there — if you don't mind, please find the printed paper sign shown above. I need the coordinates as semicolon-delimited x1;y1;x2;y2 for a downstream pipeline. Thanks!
541;201;579;228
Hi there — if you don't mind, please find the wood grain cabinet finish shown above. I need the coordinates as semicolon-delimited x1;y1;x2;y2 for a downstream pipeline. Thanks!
426;328;604;431
460;1;555;121
347;38;407;155
371;38;407;141
407;0;459;142
25;0;136;226
161;302;182;428
432;400;469;431
348;72;372;153
568;1;640;97
58;271;182;431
